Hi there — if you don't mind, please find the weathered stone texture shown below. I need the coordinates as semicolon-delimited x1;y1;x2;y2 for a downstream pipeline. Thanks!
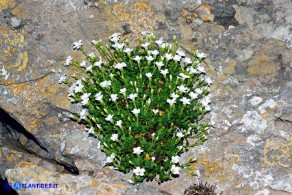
0;0;291;194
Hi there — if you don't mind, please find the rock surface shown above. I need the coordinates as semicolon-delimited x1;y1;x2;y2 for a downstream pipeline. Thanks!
0;0;291;194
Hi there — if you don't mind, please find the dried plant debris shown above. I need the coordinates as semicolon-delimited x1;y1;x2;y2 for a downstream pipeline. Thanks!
184;182;223;195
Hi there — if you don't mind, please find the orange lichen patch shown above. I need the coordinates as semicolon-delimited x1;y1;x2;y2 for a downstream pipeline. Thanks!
8;76;70;133
200;157;224;176
181;4;214;23
112;2;155;36
4;149;19;163
11;3;34;19
181;8;198;22
0;0;15;12
263;139;291;168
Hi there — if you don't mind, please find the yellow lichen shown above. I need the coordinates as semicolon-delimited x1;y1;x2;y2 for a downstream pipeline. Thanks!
0;0;15;12
0;29;29;75
8;76;70;133
224;60;236;75
263;139;291;168
247;55;279;75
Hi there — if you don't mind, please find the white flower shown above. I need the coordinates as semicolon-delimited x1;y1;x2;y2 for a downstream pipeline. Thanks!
110;36;119;43
133;147;144;155
184;58;192;64
171;156;180;164
124;48;133;54
197;65;206;73
160;69;169;76
141;42;150;49
170;165;181;175
133;55;142;62
64;56;73;66
146;98;151;104
180;97;191;105
109;73;114;78
87;127;94;134
120;88;126;95
200;96;211;107
155;61;164;69
80;109;88;120
187;66;199;74
179;73;190;80
176;48;185;57
205;105;211;111
0;66;8;77
110;94;118;102
152;109;159;114
128;93;138;100
195;88;203;94
164;53;172;61
95;92;103;102
94;57;103;67
196;50;207;58
80;61;87;67
116;120;122;127
146;56;154;62
73;40;82;50
167;98;176;105
151;157;155;161
105;153;115;163
189;92;198;99
88;52;95;58
114;62;127;70
109;32;121;42
132;108;140;115
133;167;145;176
91;39;101;45
105;114;113;122
58;74;66;84
161;43;171;49
112;42;125;50
81;93;91;105
171;93;179;99
150;50;159;56
173;55;181;62
155;38;164;46
177;85;189;93
176;132;184;138
204;76;213;85
86;65;93;72
74;81;84;93
100;80;112;88
110;134;118;141
145;72;153;79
